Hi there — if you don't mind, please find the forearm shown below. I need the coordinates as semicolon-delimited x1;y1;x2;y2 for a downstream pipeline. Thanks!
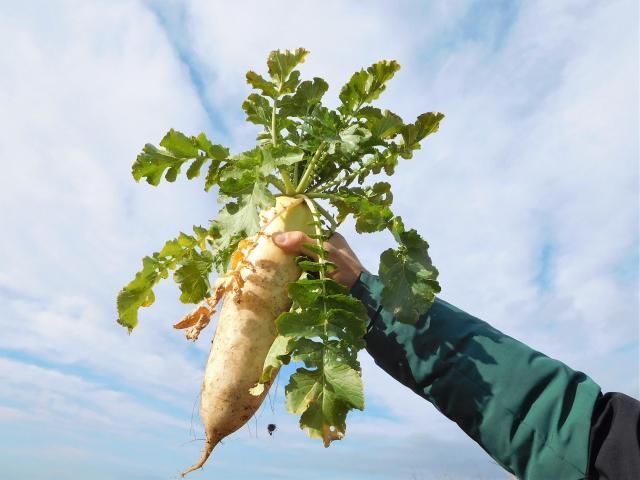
350;271;602;479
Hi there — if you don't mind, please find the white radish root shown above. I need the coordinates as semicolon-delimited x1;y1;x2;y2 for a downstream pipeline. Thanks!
178;196;314;477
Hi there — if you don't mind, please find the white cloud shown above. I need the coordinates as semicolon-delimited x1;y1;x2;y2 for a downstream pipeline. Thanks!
0;356;186;433
0;0;214;299
0;293;204;405
0;405;28;422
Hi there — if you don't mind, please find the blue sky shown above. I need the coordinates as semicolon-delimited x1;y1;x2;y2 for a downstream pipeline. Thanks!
0;1;637;479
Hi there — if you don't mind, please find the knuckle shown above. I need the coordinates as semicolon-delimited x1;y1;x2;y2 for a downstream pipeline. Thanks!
289;231;309;245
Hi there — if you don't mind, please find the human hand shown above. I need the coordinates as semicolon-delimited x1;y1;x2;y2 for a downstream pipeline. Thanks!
272;231;368;289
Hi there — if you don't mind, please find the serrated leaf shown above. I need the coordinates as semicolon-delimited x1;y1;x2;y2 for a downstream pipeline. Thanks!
204;161;223;191
269;145;305;167
278;268;368;444
279;78;329;117
219;170;256;197
277;309;325;338
379;226;440;324
288;278;348;308
132;144;180;186
158;239;182;258
285;350;363;446
290;338;324;367
186;157;207;179
254;335;292;388
116;227;210;331
160;129;199;157
296;259;337;273
195;132;229;160
267;48;309;88
242;93;273;126
131;130;228;187
396;112;445;159
323;351;364;410
299;242;327;257
339;60;400;115
174;250;213;303
323;295;368;318
337;124;371;154
281;69;302;95
330;183;394;233
210;178;274;270
359;107;405;139
286;368;323;415
246;71;278;98
324;310;367;348
116;256;160;331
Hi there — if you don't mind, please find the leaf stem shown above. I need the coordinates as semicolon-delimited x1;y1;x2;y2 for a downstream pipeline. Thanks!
305;192;339;200
270;97;296;195
279;168;296;194
309;198;337;232
267;176;286;194
296;141;327;193
271;98;278;146
308;154;378;193
300;196;329;332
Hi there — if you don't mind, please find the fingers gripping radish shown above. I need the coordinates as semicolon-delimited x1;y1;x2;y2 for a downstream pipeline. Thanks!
117;48;442;475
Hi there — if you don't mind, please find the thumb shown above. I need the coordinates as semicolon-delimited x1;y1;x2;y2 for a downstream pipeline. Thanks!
272;231;318;258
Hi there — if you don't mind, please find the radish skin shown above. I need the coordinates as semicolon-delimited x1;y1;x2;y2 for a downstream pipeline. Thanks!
181;196;314;476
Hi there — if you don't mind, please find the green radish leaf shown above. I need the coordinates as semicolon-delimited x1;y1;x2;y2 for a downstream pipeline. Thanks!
289;338;324;367
336;124;371;154
358;107;405;140
117;256;162;331
288;278;348;308
219;170;257;197
285;348;364;445
279;78;329;117
132;130;229;188
186;157;207;179
173;250;214;303
272;262;368;445
195;132;229;160
395;112;445;159
277;309;325;338
267;48;308;89
339;60;400;115
245;71;278;98
268;145;306;167
116;226;211;331
330;182;394;233
254;335;292;387
208;177;274;273
204;161;223;191
296;258;337;273
160;129;199;157
215;181;273;237
132;144;180;185
242;93;273;126
379;220;440;324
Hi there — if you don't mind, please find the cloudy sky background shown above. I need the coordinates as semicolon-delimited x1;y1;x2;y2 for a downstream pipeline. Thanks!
0;0;637;479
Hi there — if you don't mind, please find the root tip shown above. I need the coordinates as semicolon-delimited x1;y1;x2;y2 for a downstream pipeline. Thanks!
180;440;216;478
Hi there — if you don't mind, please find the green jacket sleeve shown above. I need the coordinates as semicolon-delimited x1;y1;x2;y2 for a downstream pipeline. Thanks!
350;271;602;480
